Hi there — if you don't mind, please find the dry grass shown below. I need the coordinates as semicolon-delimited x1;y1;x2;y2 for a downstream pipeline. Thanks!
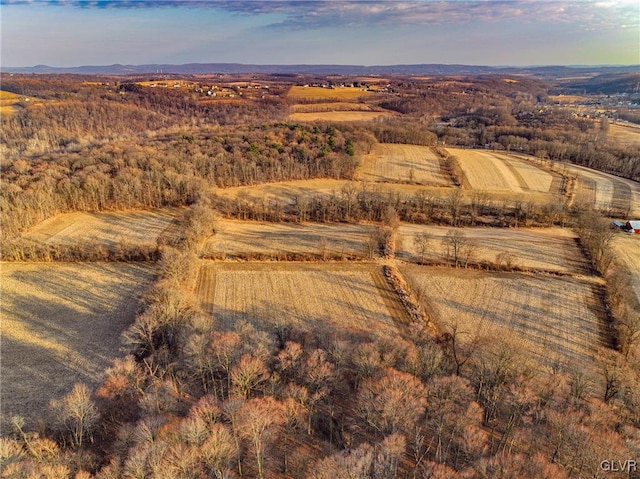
22;208;182;248
0;262;157;430
449;149;555;194
204;220;375;258
288;111;396;122
608;123;640;148
397;224;588;274
611;234;640;300
401;266;608;370
287;86;372;100
358;144;453;186
195;262;408;338
564;163;640;215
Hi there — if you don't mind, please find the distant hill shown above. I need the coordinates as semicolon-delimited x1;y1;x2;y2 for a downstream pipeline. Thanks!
3;63;638;79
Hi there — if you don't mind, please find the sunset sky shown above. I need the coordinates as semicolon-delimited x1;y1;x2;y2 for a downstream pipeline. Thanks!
2;0;638;67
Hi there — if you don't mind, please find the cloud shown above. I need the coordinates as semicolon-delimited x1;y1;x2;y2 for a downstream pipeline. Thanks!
3;0;637;30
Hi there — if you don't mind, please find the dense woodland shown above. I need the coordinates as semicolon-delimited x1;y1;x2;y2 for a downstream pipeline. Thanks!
1;74;640;478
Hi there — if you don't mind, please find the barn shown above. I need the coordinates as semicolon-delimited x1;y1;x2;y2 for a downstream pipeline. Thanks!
614;220;640;234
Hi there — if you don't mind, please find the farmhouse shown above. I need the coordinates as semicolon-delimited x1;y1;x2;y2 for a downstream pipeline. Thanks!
614;220;640;234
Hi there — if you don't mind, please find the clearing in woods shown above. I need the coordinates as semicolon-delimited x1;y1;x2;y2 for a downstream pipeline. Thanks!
290;102;374;113
397;224;588;274
0;262;157;431
195;262;409;338
448;148;556;194
204;219;375;258
358;144;453;186
401;267;609;371
23;208;182;248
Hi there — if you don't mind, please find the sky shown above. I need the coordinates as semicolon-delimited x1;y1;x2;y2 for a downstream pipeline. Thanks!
1;0;639;67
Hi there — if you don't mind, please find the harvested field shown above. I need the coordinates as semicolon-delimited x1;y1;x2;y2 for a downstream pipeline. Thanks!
448;149;555;194
287;86;372;100
204;220;375;258
0;262;157;431
214;179;351;204
23;208;182;248
196;262;408;338
397;224;587;274
611;234;640;300
401;267;608;370
358;144;453;186
288;111;396;122
564;163;640;215
608;123;640;148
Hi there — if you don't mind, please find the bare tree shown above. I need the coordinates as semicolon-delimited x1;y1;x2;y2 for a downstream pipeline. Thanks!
50;383;99;449
442;230;476;268
413;233;433;264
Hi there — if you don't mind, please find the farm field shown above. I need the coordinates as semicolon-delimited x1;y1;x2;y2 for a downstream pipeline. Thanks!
397;224;587;274
608;123;640;148
564;163;640;215
611;234;640;300
195;262;408;338
204;219;375;258
447;149;559;195
358;143;453;186
23;208;182;248
401;267;608;371
287;85;372;100
0;262;157;430
288;110;396;122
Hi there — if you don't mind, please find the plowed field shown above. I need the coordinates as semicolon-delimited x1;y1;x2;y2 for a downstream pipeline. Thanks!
23;208;182;247
0;262;156;430
195;262;408;337
359;144;452;186
398;225;587;274
204;220;375;258
401;267;608;370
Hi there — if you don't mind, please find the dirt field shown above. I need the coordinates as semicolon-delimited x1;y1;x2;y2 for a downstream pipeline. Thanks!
448;149;556;194
287;86;372;100
401;267;608;370
204;220;375;258
23;208;182;248
564;163;640;215
288;111;396;122
611;234;640;300
358;144;453;186
195;262;408;338
397;225;588;274
0;262;157;430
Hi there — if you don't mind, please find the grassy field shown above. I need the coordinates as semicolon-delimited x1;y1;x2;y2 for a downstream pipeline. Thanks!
358;144;453;186
23;209;182;248
564;163;640;215
397;224;588;274
608;123;640;148
290;102;374;113
287;85;372;100
195;262;408;338
401;266;608;371
611;234;640;300
288;111;396;122
448;149;558;194
0;262;157;430
204;219;375;258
